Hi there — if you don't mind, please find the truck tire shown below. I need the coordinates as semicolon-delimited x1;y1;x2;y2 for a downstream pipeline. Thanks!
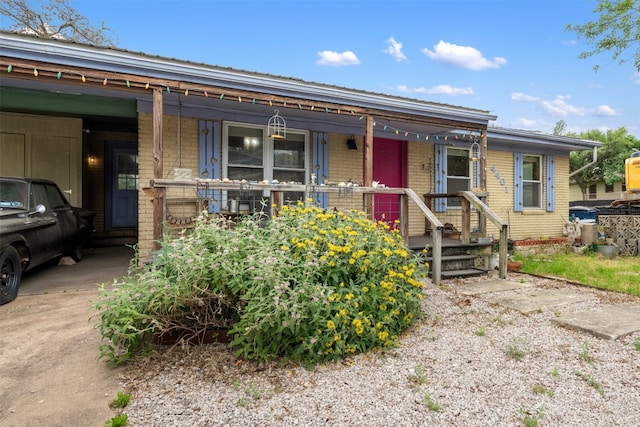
0;246;21;305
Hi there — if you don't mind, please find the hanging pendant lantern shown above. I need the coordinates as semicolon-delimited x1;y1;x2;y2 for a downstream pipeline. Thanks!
267;109;286;140
470;140;480;162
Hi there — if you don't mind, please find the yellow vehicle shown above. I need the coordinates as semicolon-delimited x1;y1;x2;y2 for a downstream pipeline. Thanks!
625;150;640;194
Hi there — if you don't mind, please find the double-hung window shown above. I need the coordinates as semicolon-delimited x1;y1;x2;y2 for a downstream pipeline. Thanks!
522;155;541;208
224;123;308;210
446;148;471;207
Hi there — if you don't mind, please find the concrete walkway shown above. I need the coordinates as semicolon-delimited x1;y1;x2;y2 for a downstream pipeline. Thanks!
455;278;640;340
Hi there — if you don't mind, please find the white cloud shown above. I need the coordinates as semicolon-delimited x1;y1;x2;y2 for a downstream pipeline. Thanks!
595;105;621;116
633;72;640;85
511;92;540;102
316;50;360;67
562;40;578;46
397;84;474;96
540;95;586;117
422;40;507;70
511;118;541;129
384;37;407;61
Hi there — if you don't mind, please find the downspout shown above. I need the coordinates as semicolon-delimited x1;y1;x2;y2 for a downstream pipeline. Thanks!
569;146;598;178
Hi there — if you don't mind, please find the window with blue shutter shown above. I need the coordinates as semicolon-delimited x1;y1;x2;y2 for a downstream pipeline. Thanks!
514;152;523;212
546;155;555;212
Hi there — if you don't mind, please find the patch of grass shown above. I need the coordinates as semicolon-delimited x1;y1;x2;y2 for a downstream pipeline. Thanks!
506;336;529;361
408;364;429;386
105;413;128;427
475;327;486;336
634;337;640;351
575;371;604;396
532;383;554;397
422;393;442;411
519;406;544;427
550;367;559;377
578;341;595;364
515;253;640;296
492;313;506;326
109;391;131;409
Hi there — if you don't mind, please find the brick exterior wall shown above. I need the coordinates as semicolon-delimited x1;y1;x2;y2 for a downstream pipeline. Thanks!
326;133;364;211
136;115;573;260
138;113;202;259
407;140;435;236
483;150;570;241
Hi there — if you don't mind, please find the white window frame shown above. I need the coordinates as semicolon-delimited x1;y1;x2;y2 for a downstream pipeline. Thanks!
522;154;542;209
221;122;309;207
446;147;472;208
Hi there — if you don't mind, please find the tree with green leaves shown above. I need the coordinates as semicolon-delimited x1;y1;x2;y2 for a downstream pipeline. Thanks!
570;126;640;199
566;0;640;72
0;0;116;46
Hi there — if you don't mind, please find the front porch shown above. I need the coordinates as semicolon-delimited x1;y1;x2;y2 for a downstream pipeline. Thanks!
150;179;509;284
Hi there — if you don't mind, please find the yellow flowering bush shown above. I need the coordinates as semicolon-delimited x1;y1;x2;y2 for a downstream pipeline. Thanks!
229;200;428;363
95;200;427;365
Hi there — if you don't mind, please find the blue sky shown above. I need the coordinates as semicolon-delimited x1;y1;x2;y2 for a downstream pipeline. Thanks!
75;0;639;137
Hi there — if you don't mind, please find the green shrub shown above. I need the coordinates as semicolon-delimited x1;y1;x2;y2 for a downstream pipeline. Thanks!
94;200;428;365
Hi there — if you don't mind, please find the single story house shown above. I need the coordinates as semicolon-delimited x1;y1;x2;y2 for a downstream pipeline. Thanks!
0;32;601;280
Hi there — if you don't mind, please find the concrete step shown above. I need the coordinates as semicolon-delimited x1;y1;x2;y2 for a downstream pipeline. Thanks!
438;268;489;280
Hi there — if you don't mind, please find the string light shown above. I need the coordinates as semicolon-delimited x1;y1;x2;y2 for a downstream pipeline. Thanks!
2;63;485;141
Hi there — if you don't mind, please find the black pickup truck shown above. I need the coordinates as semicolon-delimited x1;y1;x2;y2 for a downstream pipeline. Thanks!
0;177;94;304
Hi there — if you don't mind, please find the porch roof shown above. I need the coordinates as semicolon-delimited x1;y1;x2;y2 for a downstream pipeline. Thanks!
0;31;495;135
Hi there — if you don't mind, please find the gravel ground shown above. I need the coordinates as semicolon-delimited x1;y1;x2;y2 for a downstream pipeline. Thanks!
119;272;640;427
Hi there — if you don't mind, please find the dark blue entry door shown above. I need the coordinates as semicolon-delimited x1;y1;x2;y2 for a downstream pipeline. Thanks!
105;142;138;229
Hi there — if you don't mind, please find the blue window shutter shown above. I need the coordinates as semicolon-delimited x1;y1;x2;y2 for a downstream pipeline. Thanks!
199;120;221;212
513;152;523;212
434;144;447;212
312;131;329;209
546;155;555;212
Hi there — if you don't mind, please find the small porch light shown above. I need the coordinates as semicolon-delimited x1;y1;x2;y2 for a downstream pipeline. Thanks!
346;135;358;150
267;109;286;140
470;141;480;162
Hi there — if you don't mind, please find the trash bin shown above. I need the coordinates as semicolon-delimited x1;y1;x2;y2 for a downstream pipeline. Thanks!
569;206;597;222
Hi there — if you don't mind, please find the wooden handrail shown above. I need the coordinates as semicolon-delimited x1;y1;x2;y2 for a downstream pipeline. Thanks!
459;191;508;279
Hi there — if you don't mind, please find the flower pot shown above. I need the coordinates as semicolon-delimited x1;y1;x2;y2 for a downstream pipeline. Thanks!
507;260;523;272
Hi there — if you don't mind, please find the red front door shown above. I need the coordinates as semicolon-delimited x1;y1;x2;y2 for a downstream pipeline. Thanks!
372;137;407;227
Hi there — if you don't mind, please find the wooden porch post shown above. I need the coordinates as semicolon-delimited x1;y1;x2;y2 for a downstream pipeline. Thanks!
460;196;471;244
480;129;488;192
479;129;488;236
364;115;374;219
152;88;164;250
399;193;409;245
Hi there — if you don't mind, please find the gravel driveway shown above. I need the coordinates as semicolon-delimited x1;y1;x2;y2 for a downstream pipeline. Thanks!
120;272;640;427
2;261;639;427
